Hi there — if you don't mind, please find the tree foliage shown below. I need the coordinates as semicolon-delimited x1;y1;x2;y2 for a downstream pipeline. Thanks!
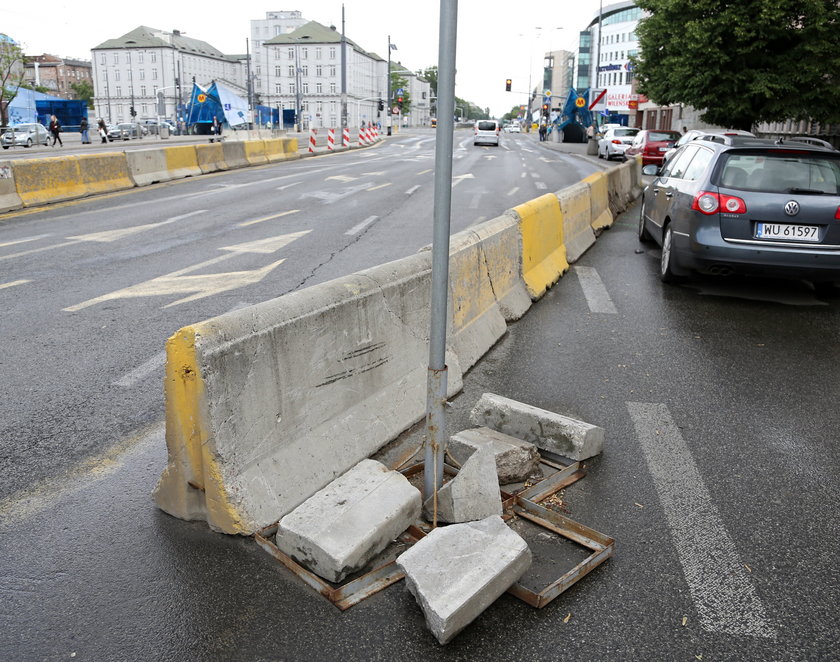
71;80;95;108
390;64;412;114
0;35;25;126
632;0;840;131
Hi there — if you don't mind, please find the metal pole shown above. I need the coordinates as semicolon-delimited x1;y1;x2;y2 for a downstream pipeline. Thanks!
423;0;457;507
386;35;392;136
341;4;348;131
246;38;253;128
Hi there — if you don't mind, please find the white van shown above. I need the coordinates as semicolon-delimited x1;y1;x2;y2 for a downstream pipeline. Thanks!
474;119;500;146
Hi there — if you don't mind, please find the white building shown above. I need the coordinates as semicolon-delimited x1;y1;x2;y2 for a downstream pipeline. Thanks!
250;10;308;104
91;26;246;124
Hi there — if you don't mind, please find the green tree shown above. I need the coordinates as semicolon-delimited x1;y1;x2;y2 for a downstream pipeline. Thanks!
632;0;840;131
390;66;412;114
419;66;437;97
0;34;25;127
71;80;95;108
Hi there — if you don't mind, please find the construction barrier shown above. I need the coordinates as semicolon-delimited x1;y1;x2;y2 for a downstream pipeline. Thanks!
0;162;22;213
343;127;350;148
513;193;569;299
606;159;634;218
308;128;317;153
13;155;88;207
126;148;171;187
244;140;269;166
282;137;299;159
163;145;202;180
582;171;614;233
327;129;335;151
557;182;596;263
154;251;465;534
195;143;228;174
221;141;249;169
75;153;135;198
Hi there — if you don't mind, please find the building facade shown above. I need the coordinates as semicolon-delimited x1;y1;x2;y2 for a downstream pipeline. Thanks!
543;49;575;116
91;26;245;124
24;55;92;99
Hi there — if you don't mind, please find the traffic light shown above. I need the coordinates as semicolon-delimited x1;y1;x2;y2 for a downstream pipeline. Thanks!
505;78;512;92
378;99;384;111
130;106;136;118
397;96;403;104
542;104;549;116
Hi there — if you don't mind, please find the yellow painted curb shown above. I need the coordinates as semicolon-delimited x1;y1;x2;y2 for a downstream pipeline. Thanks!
513;193;569;299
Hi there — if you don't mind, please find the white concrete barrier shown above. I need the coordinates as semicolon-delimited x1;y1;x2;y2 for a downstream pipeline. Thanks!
126;148;171;186
0;162;22;213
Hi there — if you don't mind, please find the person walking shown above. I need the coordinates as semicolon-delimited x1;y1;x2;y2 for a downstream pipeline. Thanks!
79;117;90;144
97;118;108;143
49;115;63;147
538;122;547;142
210;115;222;143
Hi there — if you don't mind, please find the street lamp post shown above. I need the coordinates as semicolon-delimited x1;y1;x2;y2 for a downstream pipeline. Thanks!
387;36;397;135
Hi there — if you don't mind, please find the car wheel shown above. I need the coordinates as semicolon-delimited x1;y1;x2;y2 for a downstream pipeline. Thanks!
1;146;7;150
597;147;604;159
660;225;682;283
25;138;32;148
638;197;653;243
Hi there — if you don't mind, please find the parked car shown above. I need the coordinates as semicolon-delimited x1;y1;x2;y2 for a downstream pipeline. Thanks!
663;128;755;164
638;135;840;286
119;122;144;139
787;136;838;151
1;123;50;149
106;124;125;141
598;127;639;160
625;129;683;166
505;123;521;133
474;119;501;146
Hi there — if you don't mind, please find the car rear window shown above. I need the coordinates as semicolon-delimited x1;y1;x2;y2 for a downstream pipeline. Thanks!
615;128;638;137
477;121;497;131
648;131;681;142
719;152;840;194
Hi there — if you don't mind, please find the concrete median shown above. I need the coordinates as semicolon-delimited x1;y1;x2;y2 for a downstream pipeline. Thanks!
76;153;134;197
163;145;201;180
0;162;22;213
512;193;569;299
244;140;269;165
582;171;614;233
557;182;596;263
154;251;465;535
126;148;171;186
607;160;634;217
195;143;228;174
221;141;249;169
13;155;85;206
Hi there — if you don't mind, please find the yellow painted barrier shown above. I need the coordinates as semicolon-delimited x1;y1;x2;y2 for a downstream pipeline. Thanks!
282;137;299;159
195;143;228;174
582;170;614;233
76;153;134;197
513;193;569;299
244;140;268;165
263;138;287;162
163;145;201;179
13;155;85;207
558;182;596;263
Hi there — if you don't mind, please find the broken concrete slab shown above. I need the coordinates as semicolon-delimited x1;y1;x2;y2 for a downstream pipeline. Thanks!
470;392;604;461
275;459;421;583
397;515;532;645
424;446;502;523
448;427;541;484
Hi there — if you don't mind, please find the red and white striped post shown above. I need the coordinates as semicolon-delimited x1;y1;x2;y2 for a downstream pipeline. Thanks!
308;127;317;153
373;126;379;141
327;128;335;151
358;127;367;146
342;127;350;148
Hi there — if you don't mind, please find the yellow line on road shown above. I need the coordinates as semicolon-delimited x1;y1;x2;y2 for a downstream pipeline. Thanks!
366;183;392;192
238;209;300;227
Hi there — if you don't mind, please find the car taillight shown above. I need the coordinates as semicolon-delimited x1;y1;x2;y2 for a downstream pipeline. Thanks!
611;139;622;144
691;191;747;215
835;206;840;220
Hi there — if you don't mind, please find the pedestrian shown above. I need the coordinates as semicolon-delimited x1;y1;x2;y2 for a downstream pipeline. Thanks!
49;115;63;147
538;122;547;142
586;123;595;141
79;117;90;144
210;115;222;143
97;118;108;143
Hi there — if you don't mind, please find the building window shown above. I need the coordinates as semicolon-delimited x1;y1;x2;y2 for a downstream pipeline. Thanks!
302;82;309;93
315;47;322;59
115;70;121;81
316;101;322;112
138;53;144;64
139;70;145;80
288;65;295;77
316;82;322;93
256;66;261;75
116;86;122;96
113;53;119;64
274;48;281;59
329;47;336;59
141;103;148;114
289;83;296;94
330;101;336;111
302;65;308;76
316;65;322;76
329;65;336;77
141;85;146;95
152;69;157;80
301;47;308;59
276;83;282;94
276;66;282;77
329;82;336;93
302;101;309;111
100;54;106;64
288;48;294;59
151;52;156;63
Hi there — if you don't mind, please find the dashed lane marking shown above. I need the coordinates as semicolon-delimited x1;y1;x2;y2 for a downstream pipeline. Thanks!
0;233;52;248
507;187;520;196
0;279;30;290
574;266;617;313
366;183;392;192
238;209;300;227
417;169;433;175
535;181;547;190
345;216;379;235
405;185;421;195
627;402;776;639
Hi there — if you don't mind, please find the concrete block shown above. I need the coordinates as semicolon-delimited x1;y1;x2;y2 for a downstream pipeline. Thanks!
557;182;596;263
275;459;421;583
425;446;502;523
470;392;604;461
397;515;531;644
448;427;540;485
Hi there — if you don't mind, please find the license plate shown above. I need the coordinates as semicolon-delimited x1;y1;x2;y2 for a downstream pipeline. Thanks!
755;223;819;241
659;147;669;152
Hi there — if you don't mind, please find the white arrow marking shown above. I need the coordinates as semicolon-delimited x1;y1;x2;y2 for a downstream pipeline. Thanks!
405;185;421;196
69;210;206;243
452;173;475;188
326;174;358;182
507;187;520;196
238;209;300;227
63;231;308;312
484;155;497;160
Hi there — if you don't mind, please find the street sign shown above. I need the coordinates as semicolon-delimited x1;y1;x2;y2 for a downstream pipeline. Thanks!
575;96;586;108
544;89;551;98
197;94;207;103
392;106;400;114
589;88;607;111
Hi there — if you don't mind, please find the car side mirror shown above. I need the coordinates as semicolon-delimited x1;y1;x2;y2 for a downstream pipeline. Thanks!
642;164;660;176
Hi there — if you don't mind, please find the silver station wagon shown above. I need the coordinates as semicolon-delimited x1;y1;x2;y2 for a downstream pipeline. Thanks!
639;135;840;286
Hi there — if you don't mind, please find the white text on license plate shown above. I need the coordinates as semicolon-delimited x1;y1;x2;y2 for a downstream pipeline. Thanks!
755;223;819;241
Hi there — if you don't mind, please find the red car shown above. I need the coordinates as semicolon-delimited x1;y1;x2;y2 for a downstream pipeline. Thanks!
625;129;682;166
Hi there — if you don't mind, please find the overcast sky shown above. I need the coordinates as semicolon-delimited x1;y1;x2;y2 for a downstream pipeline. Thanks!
4;1;607;117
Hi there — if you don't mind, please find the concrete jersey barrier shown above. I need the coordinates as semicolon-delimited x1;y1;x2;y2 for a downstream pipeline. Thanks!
512;193;569;299
13;155;87;207
126;148;172;186
221;141;249;169
163;145;202;179
76;153;134;197
582;171;614;233
0;162;22;213
557;182;596;263
195;143;228;174
154;251;465;535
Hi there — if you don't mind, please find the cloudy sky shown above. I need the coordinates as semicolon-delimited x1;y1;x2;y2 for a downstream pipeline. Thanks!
4;1;608;117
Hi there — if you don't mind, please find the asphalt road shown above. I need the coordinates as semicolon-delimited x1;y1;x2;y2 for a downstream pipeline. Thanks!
2;131;838;661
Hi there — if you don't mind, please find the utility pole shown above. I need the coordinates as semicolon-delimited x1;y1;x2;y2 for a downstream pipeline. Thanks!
340;4;348;131
246;38;253;128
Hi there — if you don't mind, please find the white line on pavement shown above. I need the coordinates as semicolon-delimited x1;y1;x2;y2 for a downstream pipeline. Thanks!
507;187;519;196
627;402;776;639
345;215;379;235
535;181;547;190
0;279;30;290
405;185;421;195
469;193;482;209
0;234;52;248
574;266;617;314
238;209;300;227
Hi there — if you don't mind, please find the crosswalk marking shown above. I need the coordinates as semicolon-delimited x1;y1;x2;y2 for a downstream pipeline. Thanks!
574;266;617;313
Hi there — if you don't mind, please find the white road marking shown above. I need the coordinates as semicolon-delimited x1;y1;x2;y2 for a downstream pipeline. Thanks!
69;210;207;243
531;172;541;178
345;216;378;235
238;209;300;227
113;302;251;387
521;172;527;178
535;181;547;190
0;233;51;248
405;185;421;196
452;173;475;188
574;266;617;314
276;182;302;191
63;231;308;312
326;174;357;182
469;193;482;209
0;279;30;290
417;169;433;175
507;187;520;196
366;182;392;191
627;402;776;638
